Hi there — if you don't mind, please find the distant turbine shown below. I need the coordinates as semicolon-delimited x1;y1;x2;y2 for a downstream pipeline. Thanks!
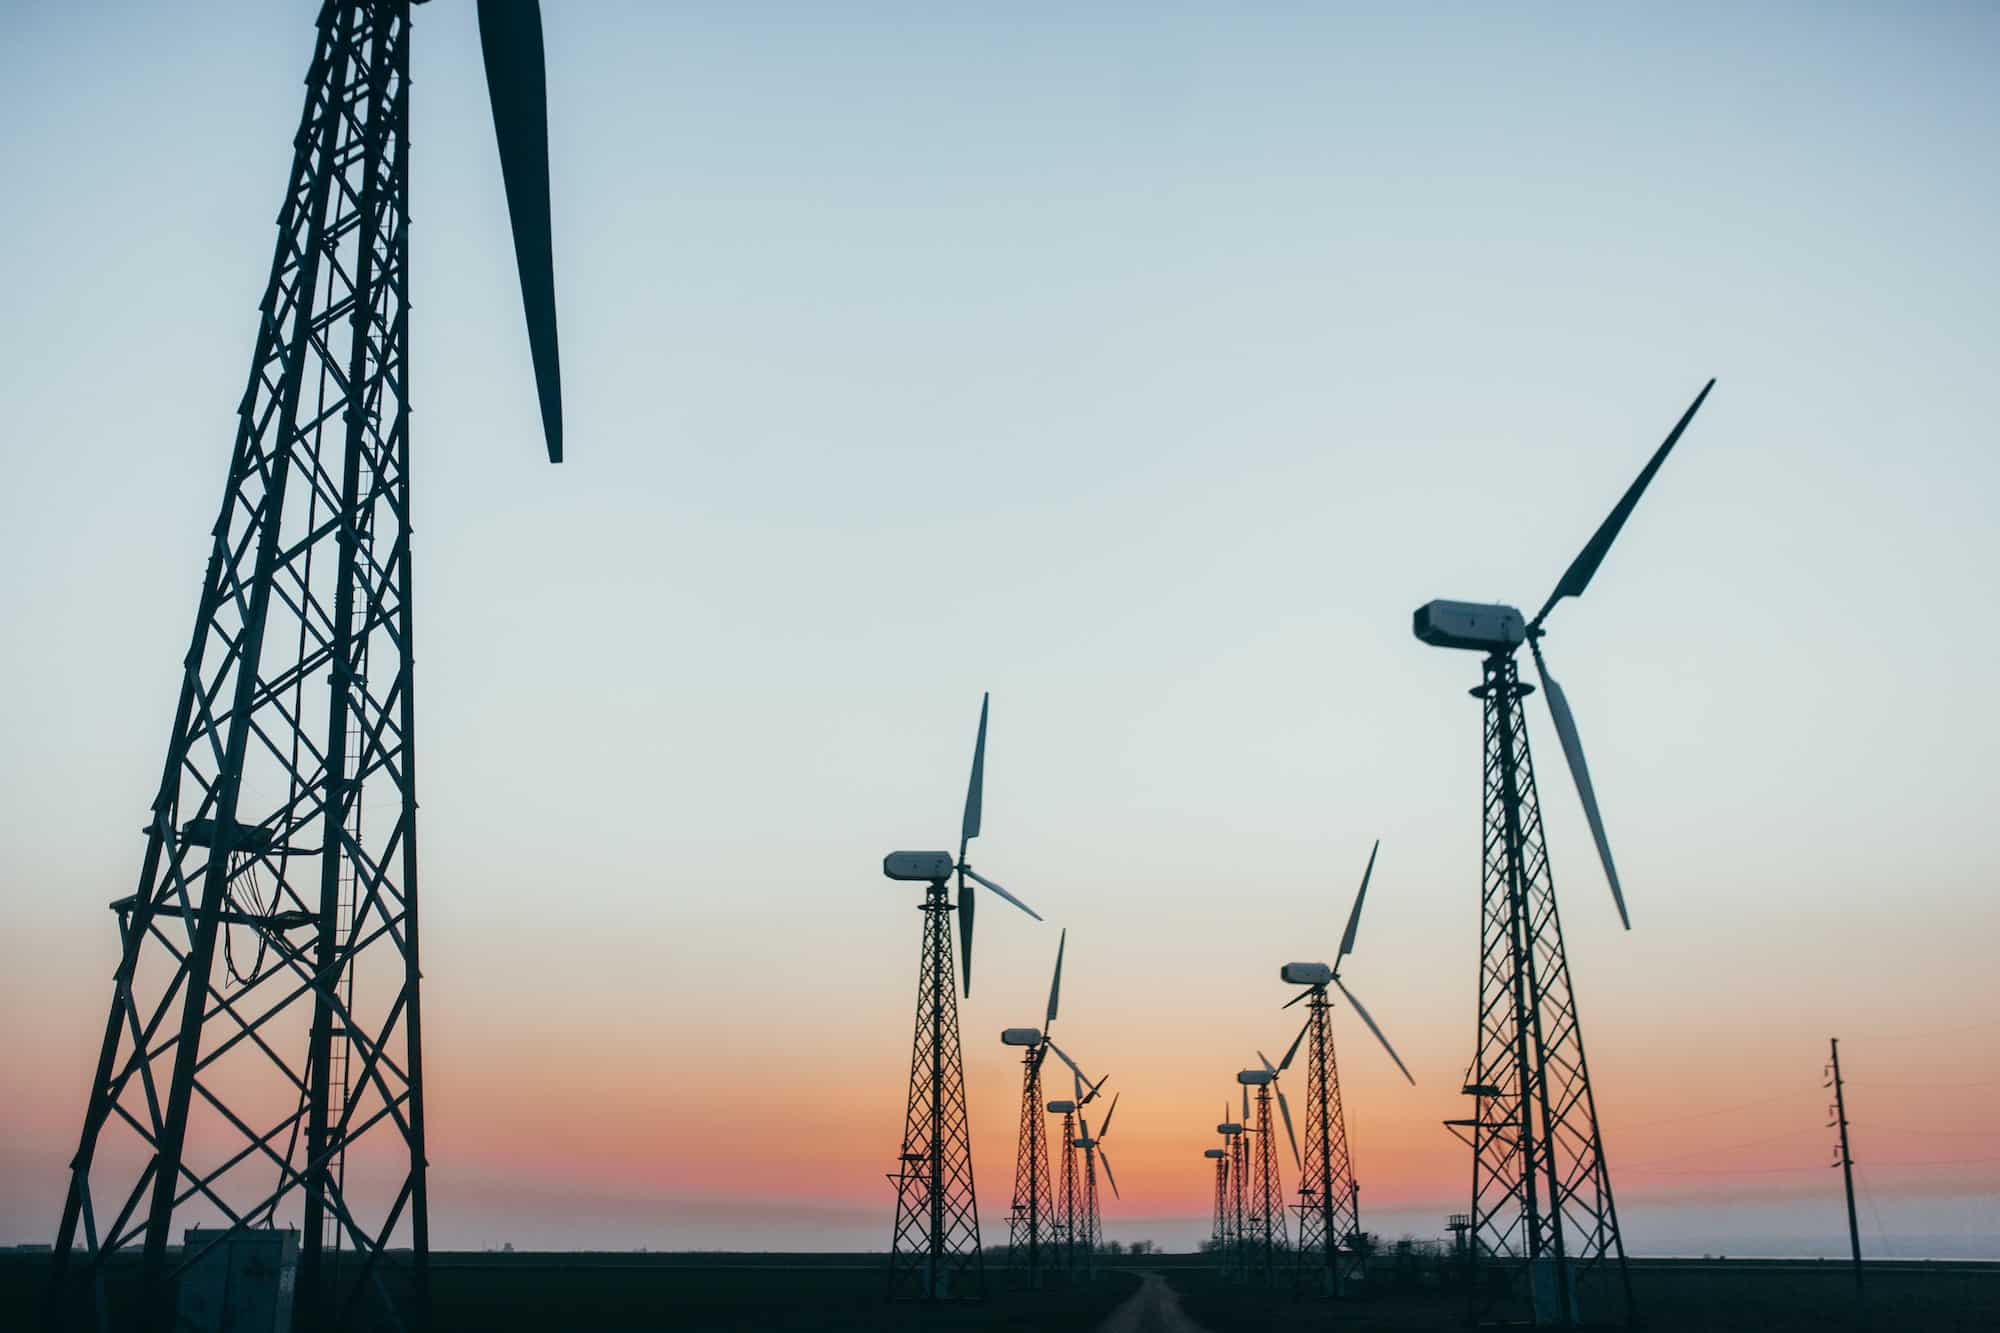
1073;1091;1122;1278
1204;1143;1231;1257
1277;839;1415;1295
1237;1068;1290;1286
1000;930;1068;1287
1045;1049;1108;1279
1218;1101;1249;1282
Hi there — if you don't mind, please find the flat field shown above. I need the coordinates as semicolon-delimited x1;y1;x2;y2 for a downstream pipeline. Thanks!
12;1251;1139;1332
1152;1254;2000;1333
9;1251;1997;1331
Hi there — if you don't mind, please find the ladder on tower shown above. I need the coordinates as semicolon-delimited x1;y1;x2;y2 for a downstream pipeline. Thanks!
321;455;375;1258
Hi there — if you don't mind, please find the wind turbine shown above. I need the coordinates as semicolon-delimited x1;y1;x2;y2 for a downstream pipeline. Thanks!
1073;1092;1122;1278
882;693;1046;1302
1237;1069;1291;1285
1204;1144;1231;1257
1415;379;1716;1327
1000;929;1068;1286
1045;1052;1107;1279
1278;839;1416;1295
1218;1101;1249;1281
954;692;1044;997
50;5;568;1328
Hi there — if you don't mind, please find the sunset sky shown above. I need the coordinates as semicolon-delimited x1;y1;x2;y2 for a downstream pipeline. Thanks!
1;2;1995;1258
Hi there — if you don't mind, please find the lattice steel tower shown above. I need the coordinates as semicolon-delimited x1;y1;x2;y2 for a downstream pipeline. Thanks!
1417;381;1716;1326
1293;994;1355;1290
1205;1147;1230;1254
1049;1098;1080;1274
1238;1076;1289;1285
1276;840;1416;1296
47;4;566;1330
885;877;982;1301
1039;1055;1105;1281
1222;1109;1248;1281
881;695;1045;1301
1001;930;1071;1287
1006;1052;1051;1283
1071;1091;1121;1279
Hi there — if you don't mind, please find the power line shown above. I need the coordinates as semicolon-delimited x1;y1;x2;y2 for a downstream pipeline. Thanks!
1847;1079;1999;1091
1619;1127;1821;1169
1622;1156;2000;1178
1616;1089;1806;1132
1853;1164;1895;1260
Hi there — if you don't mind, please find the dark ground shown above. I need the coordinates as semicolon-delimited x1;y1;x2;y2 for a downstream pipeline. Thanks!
1149;1253;2000;1333
15;1251;1139;1332
9;1251;1997;1331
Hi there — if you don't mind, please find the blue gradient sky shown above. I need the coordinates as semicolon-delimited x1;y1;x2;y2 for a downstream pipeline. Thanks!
2;2;1996;1254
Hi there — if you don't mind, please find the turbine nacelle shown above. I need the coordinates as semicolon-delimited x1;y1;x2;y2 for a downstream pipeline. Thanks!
1413;600;1527;653
1280;962;1332;987
882;850;953;883
1047;1099;1076;1115
1236;1070;1273;1087
1000;1027;1042;1047
1219;1122;1243;1135
1204;1148;1226;1159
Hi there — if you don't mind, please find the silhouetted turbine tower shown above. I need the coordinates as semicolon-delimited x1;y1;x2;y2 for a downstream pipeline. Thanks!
1073;1091;1122;1277
1277;839;1416;1295
1000;929;1069;1286
1416;379;1716;1327
1204;1145;1230;1255
1238;1069;1294;1285
1045;1055;1107;1279
881;693;1044;1302
1219;1102;1249;1281
48;4;567;1329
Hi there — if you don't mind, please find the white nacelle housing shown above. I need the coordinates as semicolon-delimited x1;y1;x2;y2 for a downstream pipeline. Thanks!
1281;962;1332;986
1237;1070;1272;1086
882;850;953;882
1413;599;1527;652
1047;1100;1076;1114
1000;1027;1042;1047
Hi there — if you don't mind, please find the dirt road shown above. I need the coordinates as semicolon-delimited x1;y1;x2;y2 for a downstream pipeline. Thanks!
1093;1270;1213;1333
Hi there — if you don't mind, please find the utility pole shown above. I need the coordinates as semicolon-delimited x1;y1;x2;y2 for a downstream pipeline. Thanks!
1827;1038;1863;1311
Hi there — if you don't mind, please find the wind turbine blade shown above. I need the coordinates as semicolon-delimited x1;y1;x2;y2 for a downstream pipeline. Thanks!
1084;1072;1109;1105
1532;379;1716;628
1275;1087;1301;1171
1281;987;1312;1010
1332;976;1415;1085
476;0;563;463
1339;839;1380;960
1532;643;1632;930
1242;1085;1250;1123
1100;1092;1119;1138
1280;1015;1311;1072
959;692;988;861
1258;1050;1277;1076
1099;1149;1121;1200
1046;928;1065;1026
1075;1069;1084;1104
1046;1040;1083;1080
963;867;1043;922
957;871;976;996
